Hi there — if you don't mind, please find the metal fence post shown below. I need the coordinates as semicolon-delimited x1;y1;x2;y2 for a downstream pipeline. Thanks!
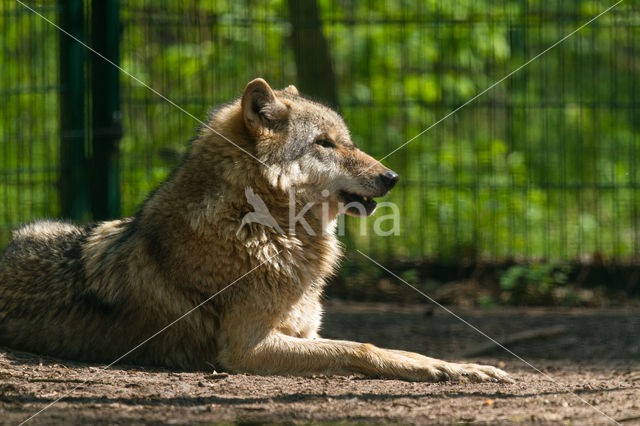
59;0;89;221
90;0;121;220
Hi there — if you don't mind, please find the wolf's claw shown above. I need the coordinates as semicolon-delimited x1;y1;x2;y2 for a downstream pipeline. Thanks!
438;371;450;381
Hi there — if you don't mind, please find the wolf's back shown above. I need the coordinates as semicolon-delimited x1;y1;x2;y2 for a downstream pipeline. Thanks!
0;221;111;360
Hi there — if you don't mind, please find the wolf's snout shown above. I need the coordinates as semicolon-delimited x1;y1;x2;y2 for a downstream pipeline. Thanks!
380;170;399;190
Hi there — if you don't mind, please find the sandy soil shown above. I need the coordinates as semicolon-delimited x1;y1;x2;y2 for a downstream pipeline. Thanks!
1;301;639;425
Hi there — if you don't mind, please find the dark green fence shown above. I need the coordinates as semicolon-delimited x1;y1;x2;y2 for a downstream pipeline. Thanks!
1;1;61;243
2;0;640;263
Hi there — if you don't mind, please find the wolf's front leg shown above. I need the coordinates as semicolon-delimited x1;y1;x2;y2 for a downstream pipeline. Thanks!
219;333;511;382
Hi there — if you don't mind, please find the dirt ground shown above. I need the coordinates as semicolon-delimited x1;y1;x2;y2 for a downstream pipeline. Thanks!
1;301;639;425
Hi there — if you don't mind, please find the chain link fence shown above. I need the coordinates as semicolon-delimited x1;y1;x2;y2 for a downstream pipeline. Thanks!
2;0;639;266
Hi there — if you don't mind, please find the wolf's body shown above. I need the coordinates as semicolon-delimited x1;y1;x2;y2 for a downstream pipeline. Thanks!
0;79;509;382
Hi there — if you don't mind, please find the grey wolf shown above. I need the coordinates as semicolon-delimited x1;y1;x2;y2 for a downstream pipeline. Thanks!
0;79;510;382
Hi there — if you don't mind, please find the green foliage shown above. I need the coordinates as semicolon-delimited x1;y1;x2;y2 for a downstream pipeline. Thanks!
400;269;419;283
499;263;571;305
1;0;640;265
477;294;498;308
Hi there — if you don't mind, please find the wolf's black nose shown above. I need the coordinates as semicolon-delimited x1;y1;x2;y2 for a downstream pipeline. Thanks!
380;170;399;190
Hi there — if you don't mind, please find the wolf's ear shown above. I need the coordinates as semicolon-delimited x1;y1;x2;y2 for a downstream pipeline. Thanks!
242;78;289;132
284;85;299;95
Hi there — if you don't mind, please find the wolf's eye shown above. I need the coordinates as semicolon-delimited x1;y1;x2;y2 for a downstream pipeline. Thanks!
315;137;335;148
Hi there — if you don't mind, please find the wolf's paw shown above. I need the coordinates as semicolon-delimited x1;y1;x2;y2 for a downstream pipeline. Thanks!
417;361;512;383
406;357;512;382
376;348;512;382
386;349;513;383
453;362;513;383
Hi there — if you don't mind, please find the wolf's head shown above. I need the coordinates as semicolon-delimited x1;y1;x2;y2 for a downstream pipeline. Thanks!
240;78;398;218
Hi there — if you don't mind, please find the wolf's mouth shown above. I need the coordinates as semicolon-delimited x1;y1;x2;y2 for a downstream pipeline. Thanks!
339;190;379;217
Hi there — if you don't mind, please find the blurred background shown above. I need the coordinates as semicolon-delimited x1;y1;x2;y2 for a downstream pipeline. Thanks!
2;0;639;305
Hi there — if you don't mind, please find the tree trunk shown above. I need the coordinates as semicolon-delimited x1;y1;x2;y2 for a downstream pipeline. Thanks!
287;0;339;109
